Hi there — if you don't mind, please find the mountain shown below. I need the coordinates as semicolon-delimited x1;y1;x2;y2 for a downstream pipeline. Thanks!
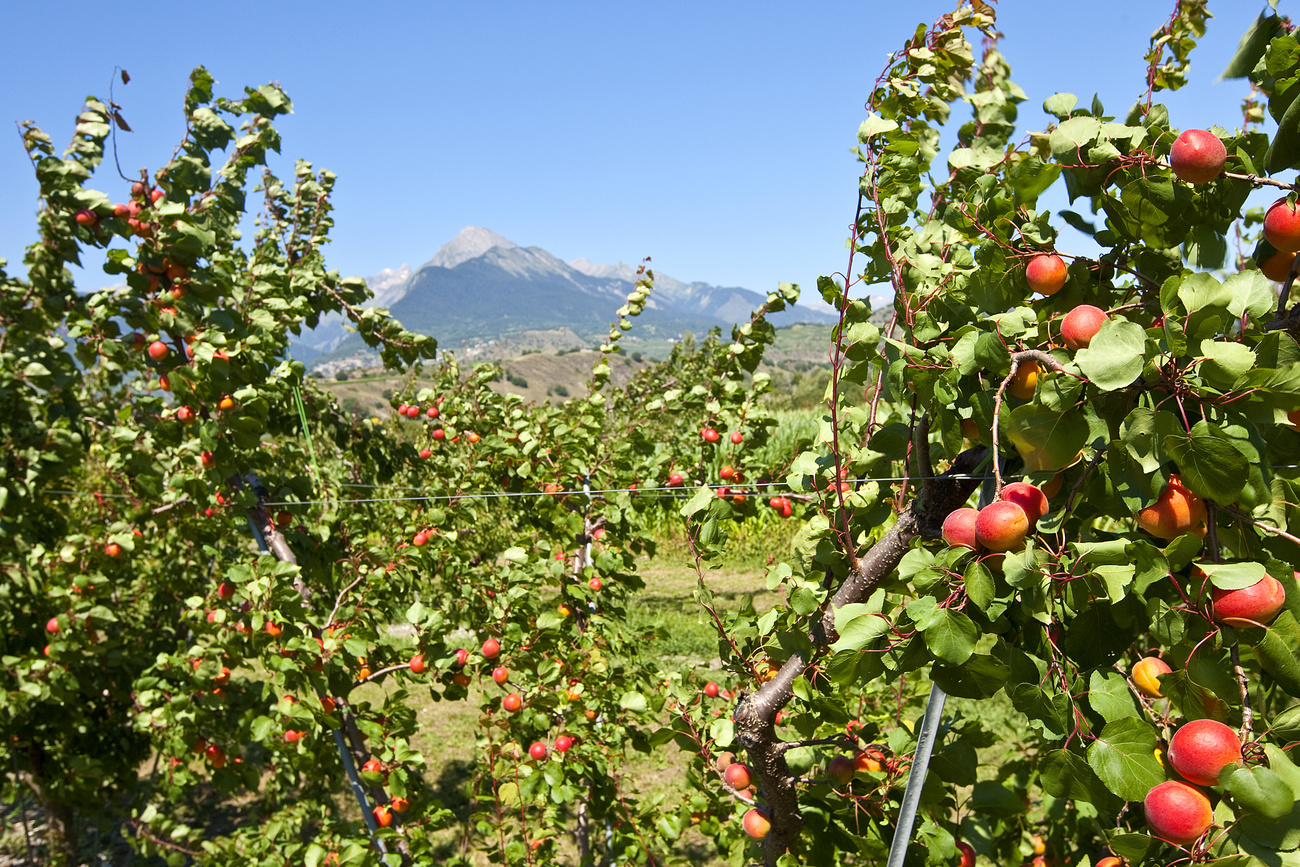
293;227;839;367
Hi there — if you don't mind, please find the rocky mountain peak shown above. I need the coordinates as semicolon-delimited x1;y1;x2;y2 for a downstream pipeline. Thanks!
427;226;518;270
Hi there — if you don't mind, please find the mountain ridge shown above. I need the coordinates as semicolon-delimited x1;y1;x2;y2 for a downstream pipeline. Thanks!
294;227;839;369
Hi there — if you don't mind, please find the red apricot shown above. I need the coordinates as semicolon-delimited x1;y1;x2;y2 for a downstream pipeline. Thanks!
941;507;979;550
1211;574;1286;628
1144;780;1212;844
1026;254;1068;296
1060;305;1108;350
1009;361;1039;399
974;501;1030;553
1265;198;1300;253
999;483;1049;528
724;762;752;790
742;807;771;840
1168;719;1242;787
1169;129;1226;184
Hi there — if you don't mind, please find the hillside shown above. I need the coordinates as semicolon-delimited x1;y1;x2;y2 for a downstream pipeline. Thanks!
296;227;842;372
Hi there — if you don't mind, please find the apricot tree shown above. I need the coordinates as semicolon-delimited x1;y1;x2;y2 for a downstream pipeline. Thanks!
667;2;1300;866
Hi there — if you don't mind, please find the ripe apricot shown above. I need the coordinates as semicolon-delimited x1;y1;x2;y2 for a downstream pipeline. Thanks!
957;841;976;867
1265;197;1300;253
999;482;1049;528
1167;719;1242;787
827;755;855;785
974;501;1030;553
941;507;979;550
1060;305;1108;350
1261;250;1297;282
1211;574;1286;628
1009;361;1039;399
1131;656;1172;699
1026;254;1068;296
1169;129;1226;184
724;762;752;790
742;807;771;840
1135;475;1205;540
1144;780;1212;844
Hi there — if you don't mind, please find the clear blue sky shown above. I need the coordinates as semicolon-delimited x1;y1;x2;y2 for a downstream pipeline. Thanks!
0;2;1279;308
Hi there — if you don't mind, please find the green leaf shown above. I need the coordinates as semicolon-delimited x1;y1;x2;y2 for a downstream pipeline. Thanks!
1267;84;1300;173
1087;718;1165;801
920;609;978;666
1075;319;1146;391
963;560;995;612
830;606;891;653
1257;611;1300;695
1041;748;1108;805
1221;12;1281;79
790;587;819;617
1088;670;1139;722
1225;764;1295;820
1043;93;1079;120
1196;561;1266;590
932;654;1009;699
1006;404;1088;472
1239;745;1300;850
619;691;647;713
535;610;563;631
858;113;899;140
1163;432;1248;503
680;486;716;518
1198;340;1256;387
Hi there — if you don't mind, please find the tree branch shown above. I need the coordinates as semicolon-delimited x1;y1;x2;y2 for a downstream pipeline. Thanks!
731;445;987;863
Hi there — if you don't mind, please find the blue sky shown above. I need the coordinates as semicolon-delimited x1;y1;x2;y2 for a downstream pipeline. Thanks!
0;2;1280;309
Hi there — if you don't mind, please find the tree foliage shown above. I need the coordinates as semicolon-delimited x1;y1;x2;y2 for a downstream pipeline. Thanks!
8;3;1300;867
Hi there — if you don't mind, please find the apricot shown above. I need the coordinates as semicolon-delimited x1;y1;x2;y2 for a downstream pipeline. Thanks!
1131;656;1172;699
1040;473;1063;498
1169;129;1226;184
957;841;976;867
855;748;886;773
1265;197;1300;253
1288;408;1300;432
724;762;752;790
941;507;980;550
1009;361;1039;399
1261;250;1297;282
999;483;1048;528
1096;858;1123;867
742;807;771;840
1060;305;1108;350
1135;475;1205;540
827;755;855;786
715;751;736;772
1026;254;1068;296
1144;780;1212;845
960;417;982;442
1167;719;1242;787
974;501;1030;553
1211;574;1286;628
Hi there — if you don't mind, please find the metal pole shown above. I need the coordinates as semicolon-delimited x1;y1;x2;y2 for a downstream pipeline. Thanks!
884;470;993;867
883;682;947;867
